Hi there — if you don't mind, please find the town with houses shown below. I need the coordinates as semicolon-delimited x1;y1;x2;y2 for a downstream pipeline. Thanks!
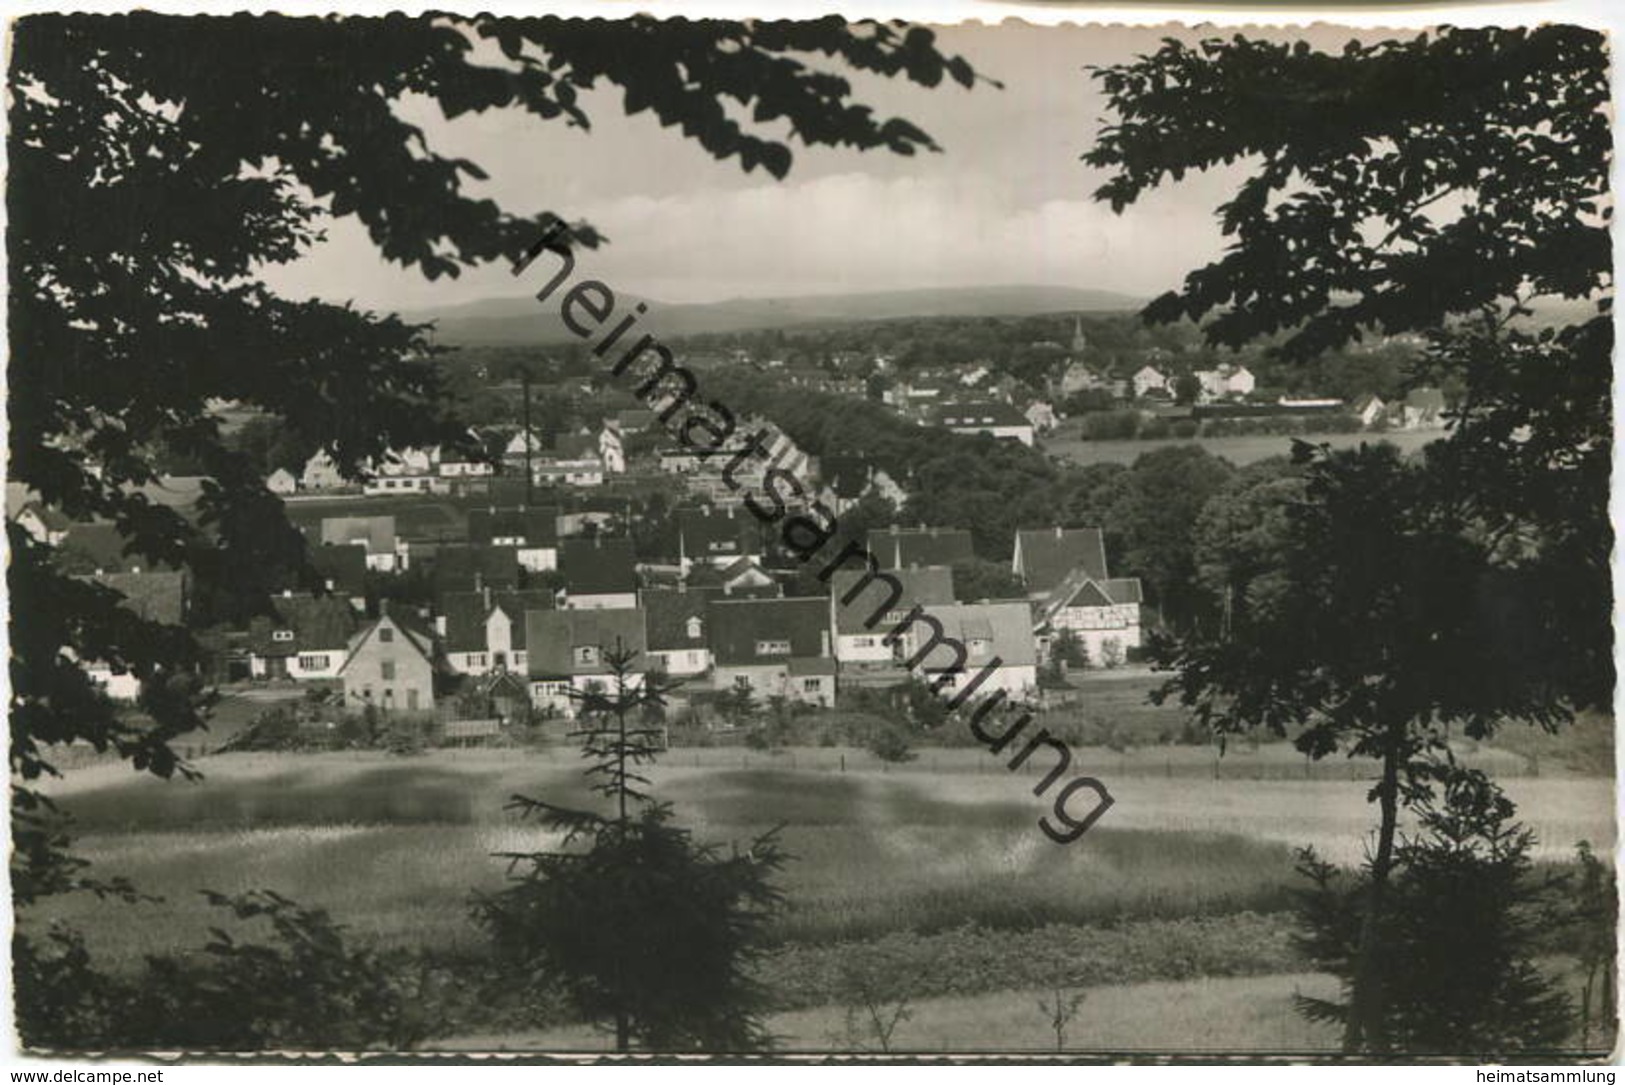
14;310;1446;742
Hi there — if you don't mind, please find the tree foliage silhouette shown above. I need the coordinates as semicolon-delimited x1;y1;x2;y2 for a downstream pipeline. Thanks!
1293;762;1572;1055
1089;26;1612;1051
8;12;989;899
474;643;787;1052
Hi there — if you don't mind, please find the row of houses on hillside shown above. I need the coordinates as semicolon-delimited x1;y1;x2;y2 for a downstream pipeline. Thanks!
71;515;1146;724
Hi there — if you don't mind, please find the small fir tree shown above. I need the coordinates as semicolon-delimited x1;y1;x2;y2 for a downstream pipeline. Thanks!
1293;762;1572;1054
474;640;787;1052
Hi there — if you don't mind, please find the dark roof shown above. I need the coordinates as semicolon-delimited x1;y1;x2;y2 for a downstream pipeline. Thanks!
676;506;760;562
1405;386;1447;411
560;536;637;596
827;565;956;634
865;527;975;570
1101;578;1143;605
89;570;188;626
616;409;656;432
526;608;648;678
551;432;598;459
707;597;831;666
320;515;395;554
640;587;718;651
1015;527;1109;594
311;544;367;596
919;603;1037;668
467;506;560;548
934;401;1032;429
57;522;139;573
249;593;357;655
438;589;555;652
433;544;521;593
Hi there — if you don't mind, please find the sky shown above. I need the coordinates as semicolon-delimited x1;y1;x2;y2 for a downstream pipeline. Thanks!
259;21;1380;313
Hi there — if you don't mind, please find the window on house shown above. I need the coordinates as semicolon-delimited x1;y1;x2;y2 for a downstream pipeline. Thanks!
378;627;394;643
755;639;791;656
968;638;991;660
381;661;396;680
685;616;703;639
851;636;875;648
468;653;487;669
575;645;600;666
298;654;329;671
271;629;294;643
407;689;419;710
802;678;822;692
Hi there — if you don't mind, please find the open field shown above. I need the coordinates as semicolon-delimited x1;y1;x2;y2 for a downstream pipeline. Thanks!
31;747;1615;977
1043;430;1441;468
444;971;1346;1054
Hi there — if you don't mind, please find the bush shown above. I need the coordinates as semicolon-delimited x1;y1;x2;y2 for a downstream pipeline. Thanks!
18;892;429;1052
866;722;916;764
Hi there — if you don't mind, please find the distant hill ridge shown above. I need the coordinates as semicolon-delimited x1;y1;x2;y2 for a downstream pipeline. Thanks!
407;284;1146;345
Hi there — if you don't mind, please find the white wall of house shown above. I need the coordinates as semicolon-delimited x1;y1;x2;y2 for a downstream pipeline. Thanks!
711;663;787;700
834;632;894;664
930;663;1038;702
288;650;344;680
517;545;557;572
948;423;1033;446
85;663;141;701
1051;604;1142;654
530;671;645;717
563;592;639;611
651;647;711;677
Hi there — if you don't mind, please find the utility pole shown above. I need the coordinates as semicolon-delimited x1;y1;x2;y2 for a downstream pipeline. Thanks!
522;368;534;507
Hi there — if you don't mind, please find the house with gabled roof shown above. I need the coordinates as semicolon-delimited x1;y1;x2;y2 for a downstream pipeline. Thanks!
933;401;1035;446
338;606;437;715
1401;386;1448;430
1013;526;1108;593
310;544;368;611
300;449;346;491
641;587;716;678
468;506;560;571
560;536;638;609
717;557;779;597
320;515;401;572
503;429;544;459
266;468;299;495
707;596;836;707
827;565;956;664
436;587;554;676
675;505;760;573
432;543;522;595
78;570;191;699
526;607;648;716
16;501;72;546
866;526;975;570
248;591;358;681
55;521;141;575
905;602;1039;703
1013;526;1143;663
1132;365;1169;399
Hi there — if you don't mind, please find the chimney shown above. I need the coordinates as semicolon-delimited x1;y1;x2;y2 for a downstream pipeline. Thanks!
1055;525;1064;539
820;629;831;657
434;615;447;637
482;584;492;611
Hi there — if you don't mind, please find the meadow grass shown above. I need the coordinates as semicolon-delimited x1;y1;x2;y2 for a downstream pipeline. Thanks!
439;971;1346;1054
29;749;1614;973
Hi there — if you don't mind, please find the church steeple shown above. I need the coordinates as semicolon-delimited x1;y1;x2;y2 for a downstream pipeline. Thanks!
1070;316;1087;354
